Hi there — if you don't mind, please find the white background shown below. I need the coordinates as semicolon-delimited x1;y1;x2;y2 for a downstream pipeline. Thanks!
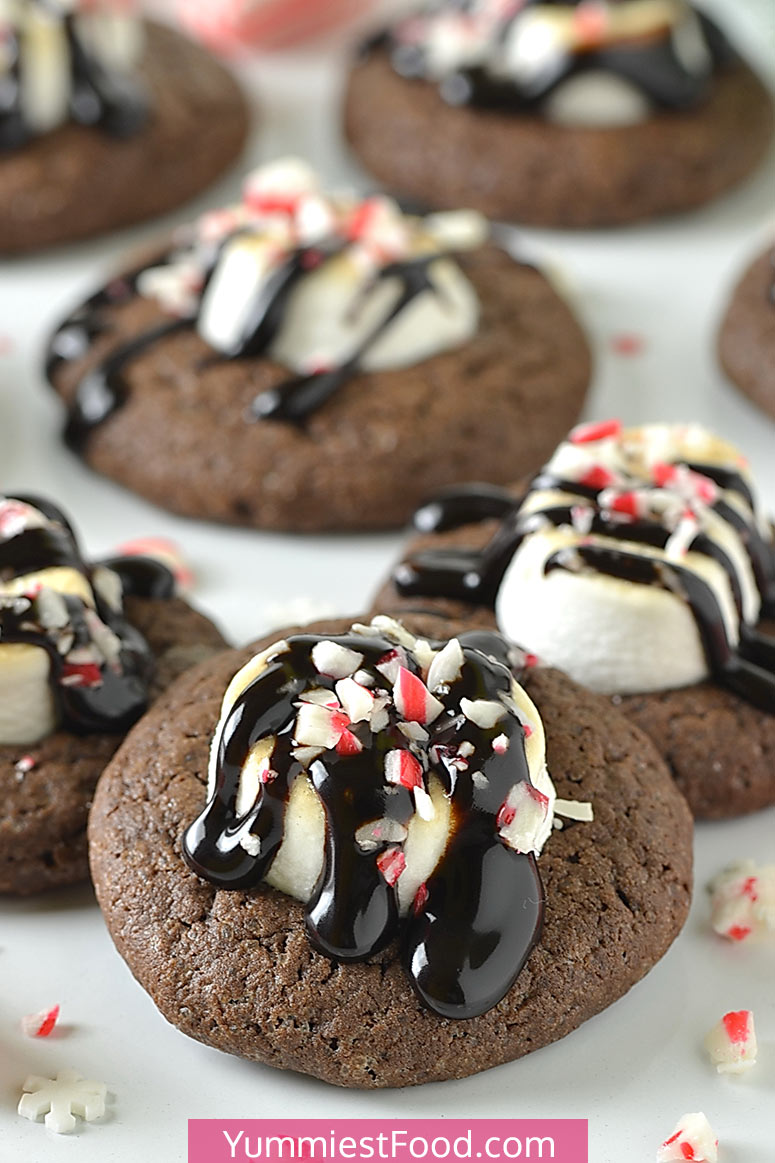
0;1;774;1160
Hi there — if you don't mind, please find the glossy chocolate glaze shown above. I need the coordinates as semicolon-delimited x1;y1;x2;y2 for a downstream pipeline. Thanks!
0;495;171;733
183;629;545;1019
47;240;456;444
394;465;775;709
0;7;148;151
378;1;732;113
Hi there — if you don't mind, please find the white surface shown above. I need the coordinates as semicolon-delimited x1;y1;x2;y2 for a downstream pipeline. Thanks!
1;1;774;1159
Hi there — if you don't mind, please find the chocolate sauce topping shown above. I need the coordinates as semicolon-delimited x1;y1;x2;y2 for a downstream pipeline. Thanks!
183;629;545;1019
376;1;732;115
394;460;775;710
0;495;170;734
47;241;455;445
0;5;148;152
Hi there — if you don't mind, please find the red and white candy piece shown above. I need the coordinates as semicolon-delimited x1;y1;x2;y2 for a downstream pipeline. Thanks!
393;667;444;725
112;536;194;594
376;846;406;887
21;1005;60;1039
294;702;361;755
334;677;373;724
0;498;44;540
385;749;423;792
178;0;368;55
708;861;775;942
657;1112;718;1162
704;1010;757;1074
496;781;551;854
569;418;622;445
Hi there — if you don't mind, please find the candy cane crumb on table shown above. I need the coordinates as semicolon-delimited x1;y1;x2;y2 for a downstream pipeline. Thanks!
20;1004;60;1038
708;861;775;941
657;1112;719;1163
704;1011;757;1074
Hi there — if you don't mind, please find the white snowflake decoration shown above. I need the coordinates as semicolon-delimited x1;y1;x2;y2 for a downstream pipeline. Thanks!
18;1069;107;1134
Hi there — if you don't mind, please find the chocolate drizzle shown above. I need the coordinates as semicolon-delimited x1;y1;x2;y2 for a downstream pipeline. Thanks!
0;495;172;734
394;460;775;710
0;4;148;152
183;628;545;1019
47;241;452;445
378;0;732;114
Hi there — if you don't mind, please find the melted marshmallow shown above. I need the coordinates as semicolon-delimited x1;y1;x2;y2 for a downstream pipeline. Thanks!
137;158;485;375
392;0;714;127
0;0;143;137
496;424;770;694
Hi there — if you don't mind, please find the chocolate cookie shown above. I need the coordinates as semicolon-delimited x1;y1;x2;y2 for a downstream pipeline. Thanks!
0;19;248;254
718;248;775;420
45;161;590;531
0;496;226;895
344;3;774;227
89;613;692;1089
375;422;775;820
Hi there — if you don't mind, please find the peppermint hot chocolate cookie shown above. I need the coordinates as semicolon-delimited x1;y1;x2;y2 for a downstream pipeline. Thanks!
89;613;692;1088
718;247;775;421
45;158;590;530
0;495;225;894
377;421;775;818
0;2;248;253
345;1;774;227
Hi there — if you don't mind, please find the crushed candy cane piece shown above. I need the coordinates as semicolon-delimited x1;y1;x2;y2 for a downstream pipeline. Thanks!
311;640;363;679
21;1004;60;1039
112;536;193;593
375;647;407;685
426;637;464;691
394;667;444;725
413;882;429;914
610;332;644;356
292;745;324;767
497;782;551;854
570;418;622;445
708;861;775;941
460;697;506;729
14;754;37;779
334;677;373;724
704;1010;757;1074
376;846;406;886
398;721;429;744
18;1069;107;1135
413;784;435;821
657;1112;718;1162
492;733;509;754
579;464;615;491
385;749;423;791
355;818;408;852
294;703;349;750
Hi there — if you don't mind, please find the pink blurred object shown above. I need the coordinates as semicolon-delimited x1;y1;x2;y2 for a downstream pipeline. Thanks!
178;0;376;54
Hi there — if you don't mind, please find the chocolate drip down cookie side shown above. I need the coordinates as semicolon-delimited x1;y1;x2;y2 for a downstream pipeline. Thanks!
344;1;774;227
0;495;225;895
89;613;692;1089
45;158;590;531
376;421;775;819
